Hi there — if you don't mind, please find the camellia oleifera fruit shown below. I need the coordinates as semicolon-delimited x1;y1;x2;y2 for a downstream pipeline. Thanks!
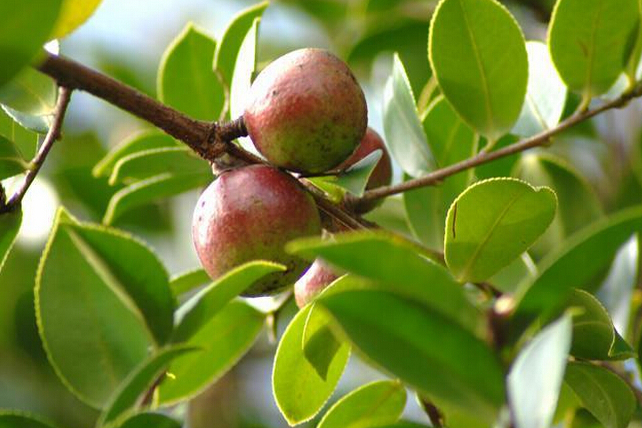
192;164;322;296
244;48;368;174
294;258;340;308
340;127;393;213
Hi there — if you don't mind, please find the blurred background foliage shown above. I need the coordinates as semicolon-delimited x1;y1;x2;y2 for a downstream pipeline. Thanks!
1;0;641;427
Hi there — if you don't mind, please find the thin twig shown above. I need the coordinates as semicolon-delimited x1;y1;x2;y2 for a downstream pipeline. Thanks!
1;86;73;213
356;82;642;208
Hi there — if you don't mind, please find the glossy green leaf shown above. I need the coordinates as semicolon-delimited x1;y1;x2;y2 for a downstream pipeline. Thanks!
429;0;528;141
214;1;269;89
513;41;568;137
159;300;264;405
158;24;224;121
172;261;285;342
317;380;406;428
515;206;642;325
117;413;181;428
567;290;634;361
0;136;28;180
625;0;642;81
474;134;521;180
273;304;350;425
0;109;38;158
36;209;155;407
565;362;636;428
302;304;343;381
51;0;102;39
515;154;602;257
103;172;211;225
0;412;57;428
320;290;504;422
404;96;477;249
549;0;640;98
444;178;557;283
99;345;198;426
0;209;21;272
507;315;572;428
0;68;57;133
108;147;209;185
229;18;259;121
596;235;639;336
383;54;435;178
0;0;62;88
169;268;210;297
93;131;178;178
333;150;382;197
287;231;482;334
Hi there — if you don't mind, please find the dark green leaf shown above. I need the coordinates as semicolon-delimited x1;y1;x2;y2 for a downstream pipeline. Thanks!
273;304;350;425
0;0;62;88
159;300;264;405
158;24;224;121
331;150;382;197
0;109;38;158
288;231;482;334
549;0;640;98
103;172;212;225
565;362;636;428
383;54;435;177
35;210;152;408
0;411;57;428
117;413;180;428
507;315;572;428
99;345;198;425
172;261;285;342
429;0;528;141
444;178;557;282
214;1;269;89
0;69;57;133
0;209;21;272
169;268;210;297
317;380;406;428
302;304;343;380
320;290;504;423
93;131;178;179
0;136;28;180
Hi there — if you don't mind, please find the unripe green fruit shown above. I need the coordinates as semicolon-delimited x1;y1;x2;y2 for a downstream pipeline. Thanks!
339;127;393;213
192;165;322;296
244;48;368;174
294;259;339;308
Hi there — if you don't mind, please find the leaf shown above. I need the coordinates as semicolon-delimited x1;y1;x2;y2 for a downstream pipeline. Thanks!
172;261;285;342
0;209;21;272
0;68;57;133
513;41;568;137
51;0;102;39
625;0;642;81
549;0;640;98
514;206;642;326
103;172;212;225
117;413;181;428
157;24;224;121
490;253;536;294
317;380;407;428
36;209;173;407
287;231;482;334
332;150;382;197
230;18;259;121
404;96;477;249
429;0;528;141
444;178;557;283
507;315;573;428
596;235;639;336
302;304;343;380
0;411;58;428
319;290;504;423
214;1;269;88
99;345;198;426
158;300;264;405
515;154;603;258
93;131;178;178
108;147;209;185
382;54;435;178
565;362;636;428
273;304;350;425
0;108;38;158
169;268;210;297
0;136;28;180
0;0;62;88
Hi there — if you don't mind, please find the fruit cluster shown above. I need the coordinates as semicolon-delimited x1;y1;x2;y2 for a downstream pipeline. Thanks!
192;48;392;299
